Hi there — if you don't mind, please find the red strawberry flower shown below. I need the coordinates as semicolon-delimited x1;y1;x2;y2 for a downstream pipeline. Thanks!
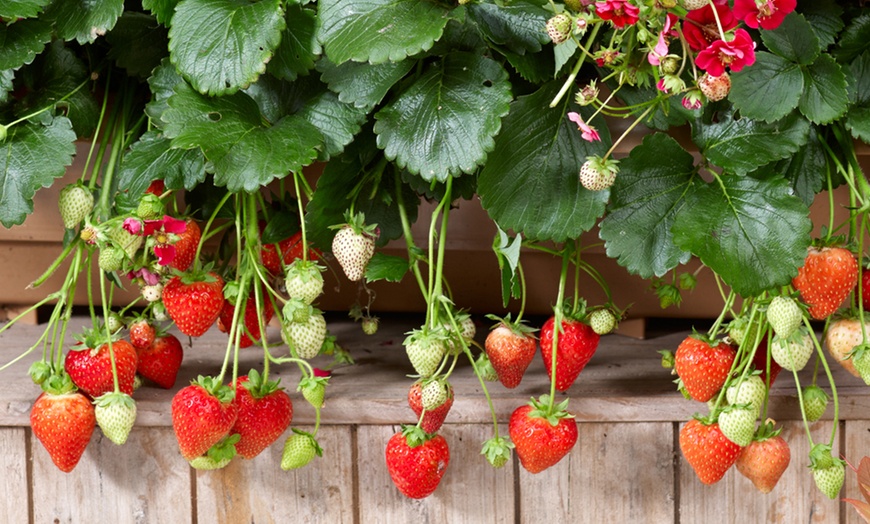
682;4;738;52
695;29;756;77
144;215;188;266
567;112;601;142
733;0;796;30
595;0;639;29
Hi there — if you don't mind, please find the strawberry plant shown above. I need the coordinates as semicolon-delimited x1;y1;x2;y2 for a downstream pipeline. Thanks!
1;0;870;504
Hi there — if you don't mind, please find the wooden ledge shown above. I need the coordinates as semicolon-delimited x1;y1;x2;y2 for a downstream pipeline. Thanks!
1;315;867;427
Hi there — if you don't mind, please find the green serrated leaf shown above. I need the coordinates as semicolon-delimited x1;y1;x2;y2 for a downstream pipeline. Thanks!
364;252;410;283
478;83;609;242
318;0;450;65
554;38;578;75
503;48;553;84
399;169;477;201
832;12;870;63
846;51;870;106
692;110;810;175
0;69;13;104
799;54;848;124
672;175;812;297
42;0;124;44
0;116;77;227
105;12;169;79
117;130;206;198
374;52;512;182
467;1;550;55
493;227;523;306
267;4;321;81
797;0;843;50
168;0;285;96
162;81;321;192
317;57;414;110
730;52;802;123
145;58;183;128
142;0;178;25
0;0;51;19
0;19;52;71
16;41;99;138
599;133;693;278
761;12;819;65
846;106;870;142
759;125;827;207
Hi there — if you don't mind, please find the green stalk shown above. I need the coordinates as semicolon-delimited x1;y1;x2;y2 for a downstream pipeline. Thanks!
516;263;528;324
430;177;453;325
549;24;601;108
547;247;572;414
98;265;120;393
293;172;309;263
28;238;79;289
395;171;428;298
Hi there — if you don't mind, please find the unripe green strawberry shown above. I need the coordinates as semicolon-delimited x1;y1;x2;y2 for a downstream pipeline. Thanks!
136;194;164;220
94;392;137;446
770;330;814;371
718;406;755;447
298;376;328;409
481;436;514;469
404;328;447;378
475;353;499;382
188;434;239;470
810;444;845;499
284;260;325;304
725;375;766;415
107;222;144;259
546;13;572;44
361;316;379;335
851;345;870;385
766;296;802;338
105;312;123;334
589;309;617;335
421;380;448;410
802;385;829;422
98;245;126;272
727;316;761;348
331;212;377;282
282;300;327;359
189;455;232;470
281;432;320;470
59;183;94;230
443;313;476;356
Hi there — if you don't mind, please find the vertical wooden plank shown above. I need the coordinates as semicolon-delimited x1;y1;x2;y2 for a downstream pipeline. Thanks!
518;422;675;523
32;428;192;524
195;425;354;524
357;424;515;524
679;420;839;523
844;420;870;524
0;428;29;523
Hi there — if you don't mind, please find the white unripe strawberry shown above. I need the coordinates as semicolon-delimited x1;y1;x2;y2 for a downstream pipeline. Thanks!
331;212;378;282
698;73;731;102
579;156;619;191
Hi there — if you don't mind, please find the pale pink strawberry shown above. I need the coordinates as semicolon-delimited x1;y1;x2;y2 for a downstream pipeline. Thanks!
698;73;731;102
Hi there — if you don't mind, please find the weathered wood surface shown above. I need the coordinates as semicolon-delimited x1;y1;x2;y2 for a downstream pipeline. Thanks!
0;427;29;524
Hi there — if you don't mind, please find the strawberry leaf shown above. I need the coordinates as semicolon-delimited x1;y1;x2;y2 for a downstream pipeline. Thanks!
374;52;512;182
730;52;803;123
692;110;810;175
267;4;321;82
42;0;123;44
749;125;827;207
466;1;551;55
0;19;52;71
831;12;870;64
0;0;51;19
493;227;523;307
761;12;820;65
162;81;321;192
142;0;178;25
599;133;694;279
117;130;206;198
364;253;411;283
104;12;168;79
145;58;184;129
799;54;849;125
317;57;415;111
672;175;812;297
799;0;844;50
0;115;76;227
317;0;450;65
0;70;12;104
478;83;610;242
168;0;285;96
846;107;870;142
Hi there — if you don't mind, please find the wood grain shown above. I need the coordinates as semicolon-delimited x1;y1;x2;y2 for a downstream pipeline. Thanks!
0;428;29;524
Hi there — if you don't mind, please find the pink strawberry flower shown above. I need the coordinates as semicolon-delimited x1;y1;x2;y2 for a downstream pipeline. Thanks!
695;29;756;77
568;112;601;142
733;0;796;30
682;4;738;52
648;13;679;66
313;368;332;378
128;267;160;286
143;215;187;266
595;0;640;29
682;91;703;110
123;217;143;235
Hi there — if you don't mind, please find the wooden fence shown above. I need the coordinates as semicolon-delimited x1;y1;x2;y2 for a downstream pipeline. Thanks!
2;316;869;523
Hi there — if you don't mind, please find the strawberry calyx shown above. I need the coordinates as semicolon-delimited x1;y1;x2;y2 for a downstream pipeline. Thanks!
401;424;436;448
809;443;843;471
481;436;514;468
72;326;122;355
290;428;324;456
40;370;77;395
172;264;220;286
751;419;783;442
283;298;321;324
28;361;52;385
205;433;240;463
240;369;283;399
485;313;538;337
192;375;235;404
330;211;379;239
94;390;135;409
526;394;574;426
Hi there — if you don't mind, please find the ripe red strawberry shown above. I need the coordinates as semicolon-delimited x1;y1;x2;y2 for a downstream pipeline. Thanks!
260;225;321;275
30;375;96;472
144;179;165;196
509;396;578;474
136;333;184;389
162;271;225;337
792;246;858;320
673;336;735;402
217;287;275;348
64;336;138;398
484;319;537;389
385;426;450;499
735;424;791;494
171;376;238;460
861;268;870;310
128;318;156;351
680;418;742;485
169;220;201;272
698;72;731;101
540;316;600;392
331;212;377;282
408;380;454;433
231;371;293;459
